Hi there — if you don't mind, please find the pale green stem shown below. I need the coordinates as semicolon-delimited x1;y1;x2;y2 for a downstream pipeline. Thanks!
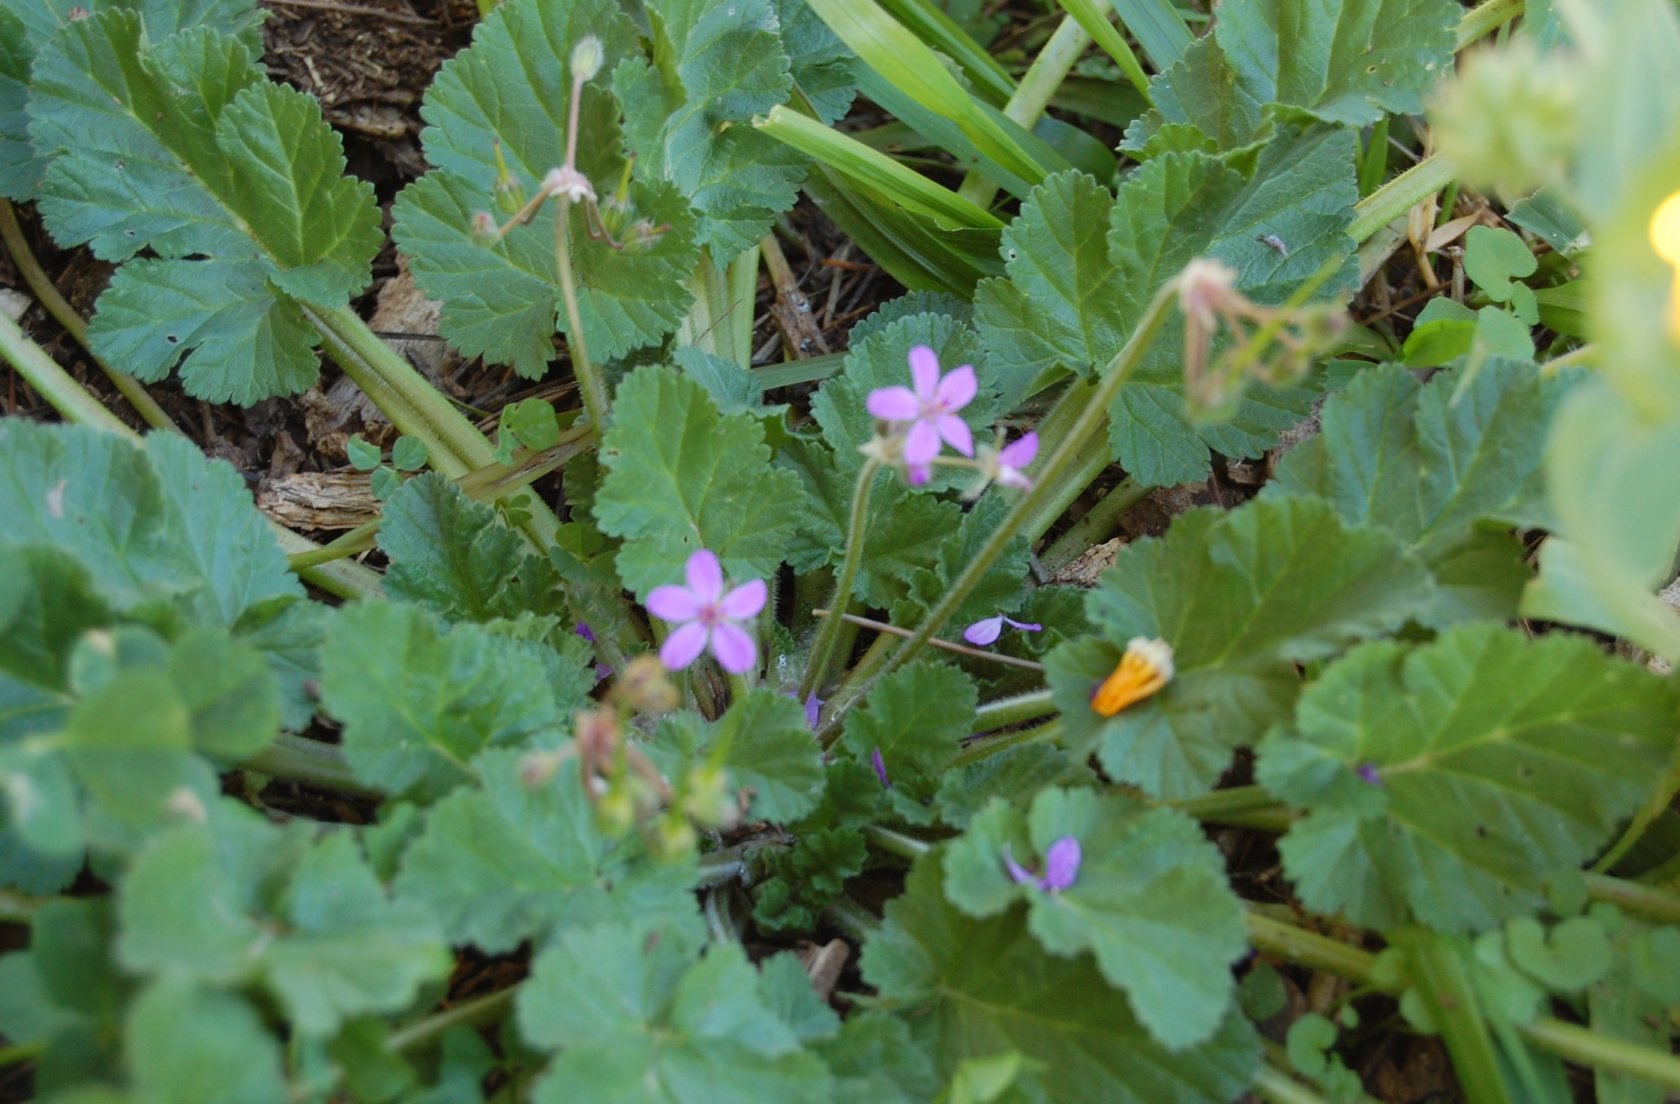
0;1041;45;1068
820;279;1180;729
387;987;517;1054
0;199;178;433
800;458;883;702
0;310;381;600
1347;155;1457;245
952;719;1062;768
1039;477;1144;572
1457;0;1524;49
553;197;610;436
1019;431;1119;543
1248;909;1680;1092
973;689;1057;732
1583;873;1680;925
1250;1064;1335;1104
958;14;1093;209
1173;785;1295;832
244;733;379;796
864;824;933;861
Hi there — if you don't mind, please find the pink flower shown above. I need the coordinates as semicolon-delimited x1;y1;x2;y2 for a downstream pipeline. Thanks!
867;345;977;467
990;432;1038;490
646;550;766;674
963;613;1043;646
1003;836;1081;893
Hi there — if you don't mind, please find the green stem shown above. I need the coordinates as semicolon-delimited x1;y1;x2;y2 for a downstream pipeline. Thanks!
387;987;518;1054
1347;155;1456;245
0;891;41;924
953;719;1062;768
1250;1064;1334;1104
244;733;379;797
0;309;135;435
973;689;1057;732
801;458;883;701
958;14;1094;208
1517;1016;1680;1093
1173;784;1295;832
1019;429;1116;544
1245;910;1378;986
865;824;934;861
0;199;178;433
822;895;881;940
1583;873;1680;925
553;198;610;434
1457;0;1524;49
0;307;383;600
0;1041;45;1068
1039;477;1144;571
269;526;384;601
822;279;1180;727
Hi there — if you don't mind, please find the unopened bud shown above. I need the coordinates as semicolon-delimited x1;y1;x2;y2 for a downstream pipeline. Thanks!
494;177;527;216
652;812;698;861
681;763;737;830
518;749;565;789
541;166;595;204
571;35;605;82
469;210;499;246
597;784;637;837
616;654;680;714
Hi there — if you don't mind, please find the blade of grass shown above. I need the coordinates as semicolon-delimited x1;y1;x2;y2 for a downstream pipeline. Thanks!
1105;0;1192;69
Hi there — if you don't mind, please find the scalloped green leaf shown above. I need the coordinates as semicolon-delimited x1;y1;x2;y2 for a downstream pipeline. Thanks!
394;751;701;954
615;0;803;263
391;0;699;374
519;924;831;1103
1049;495;1432;799
840;664;977;824
1258;625;1680;933
944;788;1246;1050
1126;0;1458;149
1269;359;1562;626
29;16;379;401
862;852;1260;1102
320;602;561;802
595;366;803;595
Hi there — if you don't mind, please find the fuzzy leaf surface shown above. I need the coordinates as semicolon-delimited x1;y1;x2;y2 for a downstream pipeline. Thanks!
320;603;560;802
1258;625;1680;933
392;0;698;373
595;366;802;594
1128;0;1459;147
29;16;379;400
519;925;831;1102
944;788;1246;1050
394;751;701;954
1049;495;1432;798
615;0;803;262
862;853;1259;1103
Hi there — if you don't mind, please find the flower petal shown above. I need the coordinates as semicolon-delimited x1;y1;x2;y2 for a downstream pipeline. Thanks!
997;468;1033;491
963;616;1004;645
871;746;891;788
937;414;973;457
867;385;921;421
684;549;725;603
659;621;710;671
1001;615;1042;633
1001;844;1037;888
908;345;941;400
903;418;941;465
720;577;767;619
646;584;701;622
709;621;759;674
906;463;931;487
1041;836;1082;891
934;364;977;411
999;431;1038;468
804;693;823;731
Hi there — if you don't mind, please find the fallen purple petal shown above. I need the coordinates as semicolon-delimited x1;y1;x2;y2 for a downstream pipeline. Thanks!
1356;762;1383;786
1040;836;1082;892
871;746;891;788
963;616;1005;645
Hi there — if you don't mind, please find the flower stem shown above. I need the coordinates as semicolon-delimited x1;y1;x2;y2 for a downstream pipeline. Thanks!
1039;476;1145;573
865;823;934;861
0;198;178;433
801;457;883;701
1346;155;1456;245
244;733;379;797
387;987;518;1054
1583;873;1680;925
972;688;1057;731
953;719;1062;768
1173;784;1295;832
820;279;1180;728
552;198;610;434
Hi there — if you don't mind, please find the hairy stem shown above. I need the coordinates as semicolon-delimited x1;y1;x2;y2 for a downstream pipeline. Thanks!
801;457;883;702
552;198;610;434
953;719;1062;768
972;688;1057;732
0;199;178;433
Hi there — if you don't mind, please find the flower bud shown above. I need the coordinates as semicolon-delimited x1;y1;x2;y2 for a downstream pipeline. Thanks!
469;210;499;246
681;763;737;830
616;655;681;714
652;812;698;861
596;783;638;837
570;35;605;83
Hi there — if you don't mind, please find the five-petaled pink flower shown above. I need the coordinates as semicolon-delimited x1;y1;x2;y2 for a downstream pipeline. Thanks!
867;345;977;467
647;550;766;674
1003;836;1081;893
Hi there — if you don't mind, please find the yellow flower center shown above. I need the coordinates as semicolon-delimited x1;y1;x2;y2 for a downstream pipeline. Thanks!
1650;188;1680;341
